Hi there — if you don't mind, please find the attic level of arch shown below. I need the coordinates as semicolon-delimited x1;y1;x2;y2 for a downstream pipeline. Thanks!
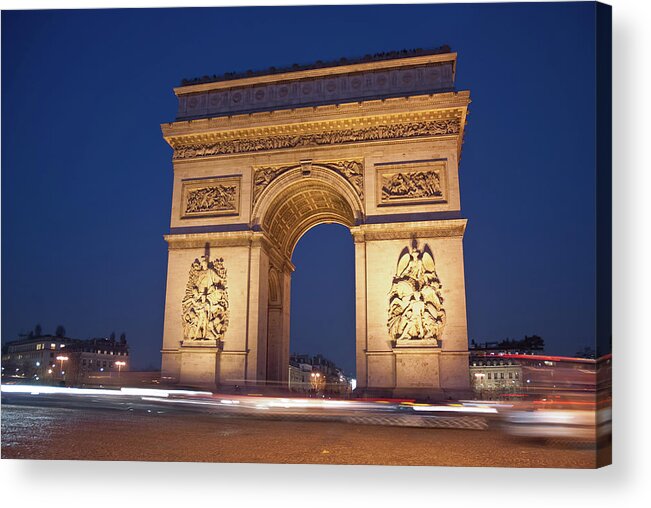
179;46;453;87
172;51;459;121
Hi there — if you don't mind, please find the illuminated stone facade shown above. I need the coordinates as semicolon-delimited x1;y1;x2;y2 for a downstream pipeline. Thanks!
469;357;523;397
161;49;471;397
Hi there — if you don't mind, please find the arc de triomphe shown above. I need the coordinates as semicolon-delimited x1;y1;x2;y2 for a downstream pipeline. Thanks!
160;48;471;398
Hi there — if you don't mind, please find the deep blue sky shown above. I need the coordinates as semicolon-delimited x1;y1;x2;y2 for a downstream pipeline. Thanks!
2;3;597;374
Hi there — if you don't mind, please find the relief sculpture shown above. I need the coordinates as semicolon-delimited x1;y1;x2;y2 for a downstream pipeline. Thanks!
326;160;364;199
185;185;237;214
381;170;442;202
253;165;289;203
182;255;229;342
388;242;445;346
253;159;364;204
174;119;460;159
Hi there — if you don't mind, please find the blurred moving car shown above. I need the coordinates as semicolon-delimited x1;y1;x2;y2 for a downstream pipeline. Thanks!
502;396;611;443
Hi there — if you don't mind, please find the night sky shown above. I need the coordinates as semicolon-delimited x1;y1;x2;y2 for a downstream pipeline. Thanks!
2;3;597;374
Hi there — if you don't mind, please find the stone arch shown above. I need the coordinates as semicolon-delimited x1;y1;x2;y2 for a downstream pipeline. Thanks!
251;164;364;259
161;50;472;398
249;165;363;385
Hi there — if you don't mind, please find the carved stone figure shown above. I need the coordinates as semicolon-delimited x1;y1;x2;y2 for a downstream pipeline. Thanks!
381;170;442;202
182;255;229;342
388;242;445;345
185;185;237;214
253;166;287;202
173;118;460;159
327;160;364;199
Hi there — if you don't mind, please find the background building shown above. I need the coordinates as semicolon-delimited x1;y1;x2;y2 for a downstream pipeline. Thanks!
288;353;354;397
469;335;544;355
469;343;609;399
469;354;522;398
2;332;129;386
467;337;542;397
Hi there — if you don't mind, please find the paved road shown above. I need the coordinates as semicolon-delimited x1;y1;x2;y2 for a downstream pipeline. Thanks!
1;404;602;467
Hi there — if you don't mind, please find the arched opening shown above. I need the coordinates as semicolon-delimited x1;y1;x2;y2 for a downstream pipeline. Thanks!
255;172;361;259
290;223;356;387
254;166;363;391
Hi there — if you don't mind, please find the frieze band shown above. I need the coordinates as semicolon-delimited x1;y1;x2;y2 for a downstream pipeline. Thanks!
172;118;460;159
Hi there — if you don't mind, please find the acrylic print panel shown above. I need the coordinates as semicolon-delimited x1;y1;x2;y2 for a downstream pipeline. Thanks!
1;2;611;468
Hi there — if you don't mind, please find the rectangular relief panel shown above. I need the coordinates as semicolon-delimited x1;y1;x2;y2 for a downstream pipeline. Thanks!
376;159;448;207
180;175;241;219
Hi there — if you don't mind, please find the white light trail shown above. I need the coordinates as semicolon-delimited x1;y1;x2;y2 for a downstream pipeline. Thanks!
411;405;498;414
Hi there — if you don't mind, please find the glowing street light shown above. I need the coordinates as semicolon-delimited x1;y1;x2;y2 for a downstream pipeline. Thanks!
115;361;126;376
56;355;68;378
310;371;325;393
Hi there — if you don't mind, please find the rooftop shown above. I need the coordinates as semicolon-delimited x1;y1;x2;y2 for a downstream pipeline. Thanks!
180;45;452;86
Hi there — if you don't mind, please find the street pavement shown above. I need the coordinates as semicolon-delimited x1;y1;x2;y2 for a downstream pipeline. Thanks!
1;404;602;467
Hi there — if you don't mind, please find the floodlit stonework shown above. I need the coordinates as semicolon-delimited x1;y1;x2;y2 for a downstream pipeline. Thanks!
161;49;471;398
182;255;229;342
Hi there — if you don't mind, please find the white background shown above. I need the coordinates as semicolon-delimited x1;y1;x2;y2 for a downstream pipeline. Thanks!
1;0;649;506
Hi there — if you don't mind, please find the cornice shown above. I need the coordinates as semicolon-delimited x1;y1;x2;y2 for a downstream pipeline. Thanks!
174;53;457;96
164;230;255;249
164;230;292;270
350;219;467;242
162;92;470;139
165;109;466;161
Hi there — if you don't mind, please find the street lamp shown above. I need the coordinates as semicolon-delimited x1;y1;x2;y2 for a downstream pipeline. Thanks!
56;355;69;382
310;372;324;394
474;372;485;399
56;355;68;371
115;361;126;377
